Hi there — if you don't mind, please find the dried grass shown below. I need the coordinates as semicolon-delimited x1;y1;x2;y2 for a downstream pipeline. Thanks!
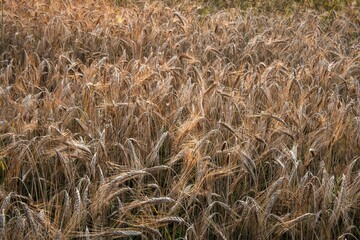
0;0;359;239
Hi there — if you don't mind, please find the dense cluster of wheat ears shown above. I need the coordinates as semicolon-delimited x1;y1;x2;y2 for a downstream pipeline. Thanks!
0;0;359;239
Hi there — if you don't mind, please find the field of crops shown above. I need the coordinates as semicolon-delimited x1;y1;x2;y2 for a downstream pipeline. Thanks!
0;0;359;239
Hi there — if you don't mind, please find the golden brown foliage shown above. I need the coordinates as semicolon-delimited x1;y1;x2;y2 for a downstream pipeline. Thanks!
0;0;359;239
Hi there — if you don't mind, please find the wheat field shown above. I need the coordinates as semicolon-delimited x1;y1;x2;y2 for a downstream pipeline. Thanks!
0;0;359;239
